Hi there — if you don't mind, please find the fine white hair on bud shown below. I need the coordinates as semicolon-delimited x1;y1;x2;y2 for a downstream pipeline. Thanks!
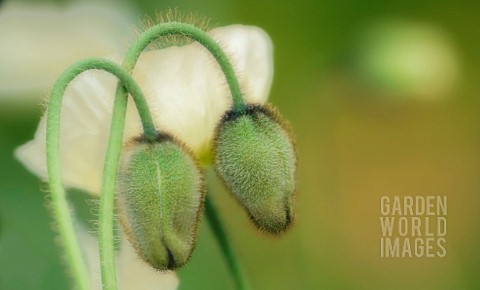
214;104;296;234
116;132;205;270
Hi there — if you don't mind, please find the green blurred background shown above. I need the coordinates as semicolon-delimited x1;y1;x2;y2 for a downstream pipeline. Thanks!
1;0;480;289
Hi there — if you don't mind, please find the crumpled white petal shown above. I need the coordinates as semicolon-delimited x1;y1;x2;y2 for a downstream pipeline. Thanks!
78;226;179;290
0;1;135;99
15;24;274;195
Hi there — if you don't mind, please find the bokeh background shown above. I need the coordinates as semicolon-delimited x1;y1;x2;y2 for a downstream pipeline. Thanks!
1;0;480;289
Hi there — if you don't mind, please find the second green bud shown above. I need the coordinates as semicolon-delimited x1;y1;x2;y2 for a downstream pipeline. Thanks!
214;104;297;234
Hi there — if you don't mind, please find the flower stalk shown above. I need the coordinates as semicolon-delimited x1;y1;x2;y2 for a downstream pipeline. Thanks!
99;21;250;290
123;22;247;113
46;58;156;290
46;22;250;290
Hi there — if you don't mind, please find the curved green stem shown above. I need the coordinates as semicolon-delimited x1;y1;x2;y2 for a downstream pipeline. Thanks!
100;22;247;290
46;58;156;290
205;196;249;290
126;22;246;113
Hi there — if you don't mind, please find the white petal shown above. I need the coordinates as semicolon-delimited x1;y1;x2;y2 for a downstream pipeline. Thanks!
135;24;274;155
116;236;179;290
15;62;143;194
15;24;273;194
78;226;179;290
0;1;135;99
210;25;274;103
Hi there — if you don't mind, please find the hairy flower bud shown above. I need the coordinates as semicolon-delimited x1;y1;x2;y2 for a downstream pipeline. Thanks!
116;132;205;270
214;104;296;234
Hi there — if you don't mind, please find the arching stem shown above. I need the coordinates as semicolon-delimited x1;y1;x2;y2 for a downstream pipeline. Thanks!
46;58;155;290
125;22;246;113
100;22;248;290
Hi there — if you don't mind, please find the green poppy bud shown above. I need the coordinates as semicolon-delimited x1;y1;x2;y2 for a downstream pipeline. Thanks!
214;104;296;234
116;132;205;270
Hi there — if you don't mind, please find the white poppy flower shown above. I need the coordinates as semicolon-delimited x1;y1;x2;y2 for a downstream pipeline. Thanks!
0;1;136;100
16;24;273;194
15;22;274;289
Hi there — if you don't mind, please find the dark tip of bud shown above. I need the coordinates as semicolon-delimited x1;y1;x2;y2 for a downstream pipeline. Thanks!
214;104;297;234
117;131;205;270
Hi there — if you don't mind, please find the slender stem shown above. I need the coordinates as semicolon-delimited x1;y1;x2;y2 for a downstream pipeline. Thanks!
205;196;249;290
99;22;247;289
46;58;155;290
127;22;246;112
